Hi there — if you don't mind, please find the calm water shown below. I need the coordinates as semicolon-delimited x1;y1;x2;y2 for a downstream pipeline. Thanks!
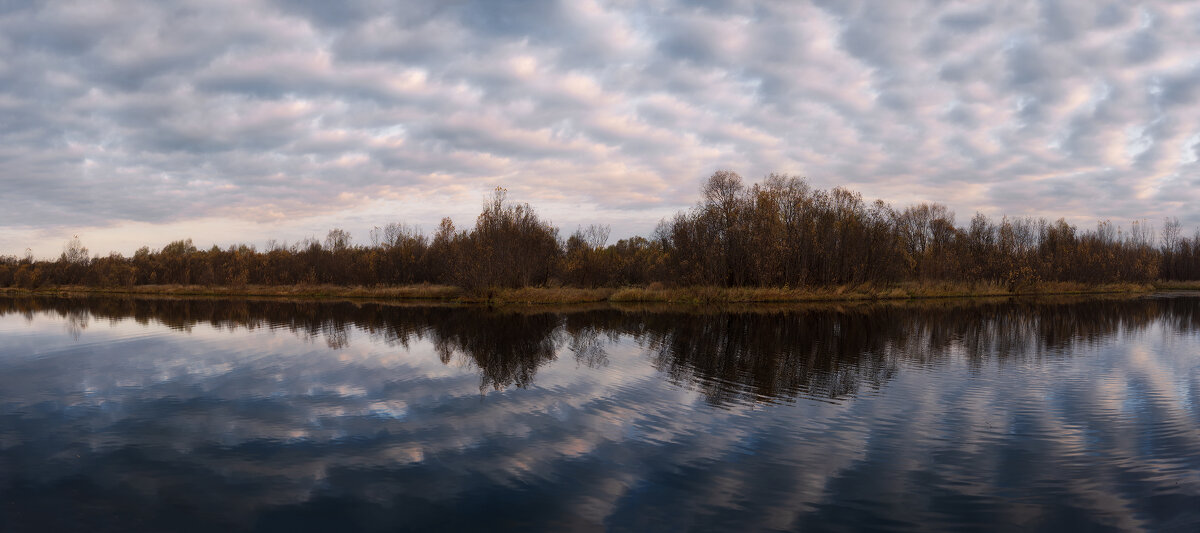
1;295;1199;532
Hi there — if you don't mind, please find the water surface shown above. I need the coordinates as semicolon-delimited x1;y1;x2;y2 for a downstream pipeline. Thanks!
1;295;1199;531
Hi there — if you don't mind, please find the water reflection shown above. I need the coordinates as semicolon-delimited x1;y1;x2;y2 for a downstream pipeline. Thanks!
3;295;1199;405
0;295;1198;531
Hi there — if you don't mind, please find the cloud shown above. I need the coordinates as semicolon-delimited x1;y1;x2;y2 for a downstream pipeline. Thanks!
2;0;1199;256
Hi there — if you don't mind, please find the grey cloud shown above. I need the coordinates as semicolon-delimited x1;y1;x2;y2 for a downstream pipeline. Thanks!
3;0;1200;253
833;4;907;72
1157;67;1200;108
1006;39;1050;88
1038;0;1078;42
939;9;993;33
270;0;382;28
1126;30;1162;64
454;0;565;39
1093;2;1134;27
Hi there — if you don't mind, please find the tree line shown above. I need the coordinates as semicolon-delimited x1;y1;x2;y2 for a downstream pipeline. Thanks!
3;173;1200;290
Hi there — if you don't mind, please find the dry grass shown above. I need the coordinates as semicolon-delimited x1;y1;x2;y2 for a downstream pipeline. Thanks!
2;284;462;300
1153;280;1200;291
459;287;617;304
0;280;1171;305
609;281;1155;303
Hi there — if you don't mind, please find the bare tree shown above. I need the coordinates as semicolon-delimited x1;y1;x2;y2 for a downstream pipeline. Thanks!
61;235;90;265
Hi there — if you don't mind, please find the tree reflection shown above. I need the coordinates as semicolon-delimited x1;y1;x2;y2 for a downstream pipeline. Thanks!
428;309;563;390
2;295;1198;405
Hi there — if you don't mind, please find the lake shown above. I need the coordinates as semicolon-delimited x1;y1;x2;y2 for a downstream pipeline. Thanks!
1;294;1198;532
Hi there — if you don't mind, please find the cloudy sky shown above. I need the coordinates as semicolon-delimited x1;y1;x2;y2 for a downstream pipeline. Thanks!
3;0;1199;257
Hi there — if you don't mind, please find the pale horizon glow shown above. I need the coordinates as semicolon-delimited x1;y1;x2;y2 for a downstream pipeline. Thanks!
3;0;1200;258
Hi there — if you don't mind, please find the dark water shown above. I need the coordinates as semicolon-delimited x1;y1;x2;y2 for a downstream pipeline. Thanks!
1;295;1199;532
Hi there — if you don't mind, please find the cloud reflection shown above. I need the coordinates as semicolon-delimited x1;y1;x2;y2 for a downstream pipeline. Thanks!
0;295;1198;530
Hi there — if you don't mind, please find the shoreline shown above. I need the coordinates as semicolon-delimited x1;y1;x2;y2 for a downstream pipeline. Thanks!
4;281;1200;305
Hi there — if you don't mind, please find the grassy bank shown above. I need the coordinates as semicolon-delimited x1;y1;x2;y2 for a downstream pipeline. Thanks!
0;284;463;301
607;281;1165;304
4;280;1197;305
1151;280;1200;291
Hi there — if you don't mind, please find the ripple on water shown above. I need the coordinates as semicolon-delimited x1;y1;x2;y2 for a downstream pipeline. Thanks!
2;295;1200;531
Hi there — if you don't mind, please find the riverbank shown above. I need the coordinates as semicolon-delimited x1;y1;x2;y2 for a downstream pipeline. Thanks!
5;280;1199;304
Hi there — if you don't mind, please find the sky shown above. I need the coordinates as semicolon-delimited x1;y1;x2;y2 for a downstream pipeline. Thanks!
2;0;1200;258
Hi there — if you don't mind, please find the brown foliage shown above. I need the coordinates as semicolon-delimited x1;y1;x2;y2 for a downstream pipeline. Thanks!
3;173;1198;291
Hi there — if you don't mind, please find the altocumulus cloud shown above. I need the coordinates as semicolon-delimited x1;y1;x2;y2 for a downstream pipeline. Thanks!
2;0;1199;256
